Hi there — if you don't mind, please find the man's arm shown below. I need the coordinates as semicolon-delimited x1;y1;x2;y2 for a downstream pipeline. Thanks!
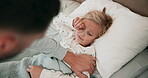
1;36;67;62
30;36;96;77
27;52;96;78
29;36;67;60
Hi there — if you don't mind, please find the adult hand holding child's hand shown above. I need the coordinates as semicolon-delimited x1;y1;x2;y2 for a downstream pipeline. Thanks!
63;51;96;78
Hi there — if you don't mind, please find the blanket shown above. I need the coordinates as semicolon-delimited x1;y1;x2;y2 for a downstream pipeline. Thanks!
0;57;31;78
0;54;72;78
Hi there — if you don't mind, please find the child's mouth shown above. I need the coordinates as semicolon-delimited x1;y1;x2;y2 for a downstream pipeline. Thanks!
77;35;83;40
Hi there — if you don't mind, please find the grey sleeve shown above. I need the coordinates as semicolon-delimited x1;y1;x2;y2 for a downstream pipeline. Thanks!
29;36;68;60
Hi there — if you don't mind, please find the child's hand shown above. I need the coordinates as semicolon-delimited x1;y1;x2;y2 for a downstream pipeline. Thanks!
26;65;43;78
72;17;85;30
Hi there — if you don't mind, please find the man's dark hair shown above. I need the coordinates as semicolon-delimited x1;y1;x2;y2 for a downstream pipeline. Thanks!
0;0;60;34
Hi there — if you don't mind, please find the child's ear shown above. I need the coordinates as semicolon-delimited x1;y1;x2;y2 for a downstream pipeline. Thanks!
0;35;18;53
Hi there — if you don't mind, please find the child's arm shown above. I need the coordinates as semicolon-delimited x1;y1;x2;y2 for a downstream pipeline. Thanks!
27;65;79;78
40;69;78;78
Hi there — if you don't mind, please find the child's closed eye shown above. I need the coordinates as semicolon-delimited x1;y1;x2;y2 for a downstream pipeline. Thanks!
87;31;92;36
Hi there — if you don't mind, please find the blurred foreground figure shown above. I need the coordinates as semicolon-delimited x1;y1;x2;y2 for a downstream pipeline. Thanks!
0;0;60;60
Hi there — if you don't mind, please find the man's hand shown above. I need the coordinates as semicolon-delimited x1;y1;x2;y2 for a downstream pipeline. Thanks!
63;51;96;78
26;65;43;78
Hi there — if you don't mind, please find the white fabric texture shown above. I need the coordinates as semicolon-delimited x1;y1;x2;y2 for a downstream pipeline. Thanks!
40;69;78;78
69;0;148;78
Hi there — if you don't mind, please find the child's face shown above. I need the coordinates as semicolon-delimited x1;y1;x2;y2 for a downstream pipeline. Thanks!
75;19;102;46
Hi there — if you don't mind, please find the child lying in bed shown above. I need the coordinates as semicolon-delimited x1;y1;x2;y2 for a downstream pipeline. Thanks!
27;8;113;78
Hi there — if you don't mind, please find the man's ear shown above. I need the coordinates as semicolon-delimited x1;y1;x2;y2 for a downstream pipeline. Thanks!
0;35;18;53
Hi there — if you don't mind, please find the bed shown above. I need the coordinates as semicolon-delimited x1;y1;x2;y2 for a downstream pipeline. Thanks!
1;0;147;78
55;0;148;78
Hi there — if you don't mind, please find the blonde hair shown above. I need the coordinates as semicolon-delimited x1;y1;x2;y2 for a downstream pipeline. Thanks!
81;7;113;37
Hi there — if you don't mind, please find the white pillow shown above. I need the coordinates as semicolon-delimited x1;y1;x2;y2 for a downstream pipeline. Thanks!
70;0;148;78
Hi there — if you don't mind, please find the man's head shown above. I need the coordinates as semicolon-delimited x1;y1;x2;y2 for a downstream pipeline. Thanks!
0;0;60;60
